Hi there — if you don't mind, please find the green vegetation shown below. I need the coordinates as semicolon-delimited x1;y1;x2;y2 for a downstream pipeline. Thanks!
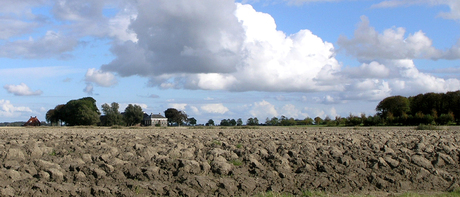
416;124;445;130
61;97;100;126
164;108;188;126
229;159;243;166
123;104;144;126
45;97;147;127
220;118;237;126
206;119;215;126
39;90;460;127
101;102;124;126
212;140;221;146
247;117;259;126
375;91;460;126
49;150;57;156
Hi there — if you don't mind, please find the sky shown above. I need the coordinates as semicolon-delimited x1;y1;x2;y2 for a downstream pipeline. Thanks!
1;0;459;124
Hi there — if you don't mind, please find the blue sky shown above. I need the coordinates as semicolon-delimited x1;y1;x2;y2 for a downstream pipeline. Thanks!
1;0;459;124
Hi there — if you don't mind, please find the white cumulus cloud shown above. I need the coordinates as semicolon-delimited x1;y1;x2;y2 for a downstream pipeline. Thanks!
4;83;43;96
201;104;229;114
249;100;278;118
0;99;33;117
85;68;117;87
101;1;343;92
338;16;443;61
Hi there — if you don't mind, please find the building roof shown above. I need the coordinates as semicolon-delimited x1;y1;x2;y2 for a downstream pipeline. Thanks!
144;113;167;119
151;114;167;119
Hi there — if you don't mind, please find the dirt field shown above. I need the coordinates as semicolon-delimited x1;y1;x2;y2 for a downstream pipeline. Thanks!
0;126;459;196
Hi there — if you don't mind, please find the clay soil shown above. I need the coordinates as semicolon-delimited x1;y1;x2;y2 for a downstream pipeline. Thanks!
1;126;460;196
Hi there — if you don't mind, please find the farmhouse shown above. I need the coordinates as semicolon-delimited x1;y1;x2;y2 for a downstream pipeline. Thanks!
142;113;168;127
23;116;41;126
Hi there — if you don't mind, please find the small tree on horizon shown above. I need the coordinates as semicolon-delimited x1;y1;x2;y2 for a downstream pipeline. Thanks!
101;102;123;126
206;119;215;126
123;104;143;126
188;117;197;126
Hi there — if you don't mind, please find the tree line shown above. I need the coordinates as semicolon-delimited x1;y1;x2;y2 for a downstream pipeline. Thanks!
374;90;460;126
45;97;145;126
206;90;460;127
45;97;195;127
45;91;459;127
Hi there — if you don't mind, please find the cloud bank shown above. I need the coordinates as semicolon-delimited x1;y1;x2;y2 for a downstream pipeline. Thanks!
4;83;43;96
102;1;343;93
1;0;459;106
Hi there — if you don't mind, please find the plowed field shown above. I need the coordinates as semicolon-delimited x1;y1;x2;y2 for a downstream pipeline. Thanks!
1;127;459;196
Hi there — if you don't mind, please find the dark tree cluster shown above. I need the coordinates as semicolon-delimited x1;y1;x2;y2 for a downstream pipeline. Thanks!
46;97;145;126
246;117;259;126
220;119;237;126
164;108;188;126
101;102;124;126
376;91;460;125
46;97;100;126
123;104;144;126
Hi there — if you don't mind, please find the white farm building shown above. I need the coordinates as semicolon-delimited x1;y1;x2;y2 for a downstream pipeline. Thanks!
142;113;168;127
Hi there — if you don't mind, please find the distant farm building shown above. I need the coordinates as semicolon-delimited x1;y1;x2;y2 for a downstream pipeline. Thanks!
142;113;168;127
23;116;41;126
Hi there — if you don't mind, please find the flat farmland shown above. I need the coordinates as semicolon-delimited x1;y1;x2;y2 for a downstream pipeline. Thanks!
1;126;460;196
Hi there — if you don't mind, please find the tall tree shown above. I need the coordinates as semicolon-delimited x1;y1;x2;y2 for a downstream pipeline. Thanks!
207;119;215;126
164;108;187;126
314;117;323;125
61;97;100;126
304;117;314;125
46;109;57;126
247;117;259;125
123;104;144;126
229;119;237;126
188;117;197;126
376;95;410;118
236;118;243;126
220;119;230;126
101;102;123;126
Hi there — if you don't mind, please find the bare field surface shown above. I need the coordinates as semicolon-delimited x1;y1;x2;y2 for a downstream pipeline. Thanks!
1;126;460;196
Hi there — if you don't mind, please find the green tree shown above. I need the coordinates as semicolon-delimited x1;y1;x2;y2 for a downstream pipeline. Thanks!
207;119;215;126
164;108;188;126
220;119;230;126
443;91;460;122
46;104;65;126
54;104;65;126
438;112;455;125
269;117;279;126
229;119;237;126
280;116;296;126
323;116;332;125
123;104;144;126
188;117;197;126
45;109;58;126
101;102;123;126
376;95;410;118
304;117;314;125
61;97;100;126
314;117;323;125
236;118;243;126
246;117;259;125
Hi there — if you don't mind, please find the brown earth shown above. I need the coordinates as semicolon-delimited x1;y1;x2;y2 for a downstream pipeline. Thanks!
0;126;460;196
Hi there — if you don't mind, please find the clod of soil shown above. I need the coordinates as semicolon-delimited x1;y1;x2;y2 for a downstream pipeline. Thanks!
1;127;460;196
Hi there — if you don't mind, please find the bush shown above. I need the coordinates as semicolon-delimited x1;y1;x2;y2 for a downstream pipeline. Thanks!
416;124;441;130
438;113;455;125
